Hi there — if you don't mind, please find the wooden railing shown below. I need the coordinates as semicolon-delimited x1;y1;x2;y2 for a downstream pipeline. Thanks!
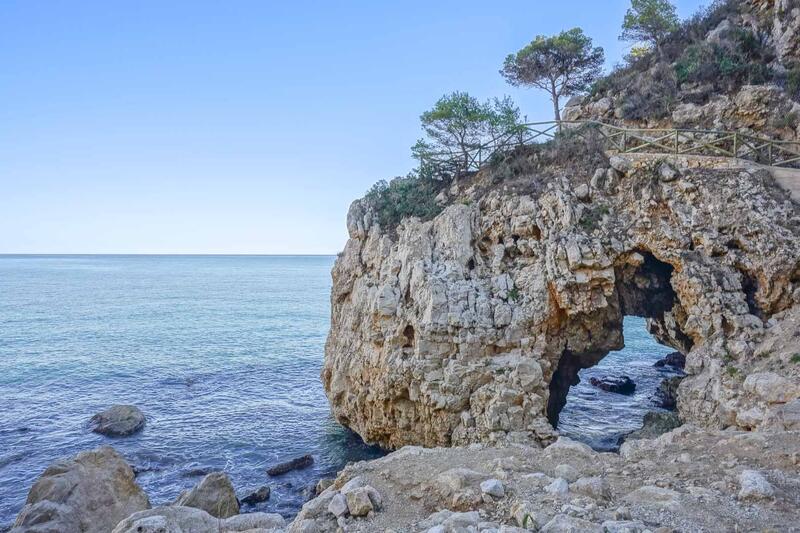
420;120;800;175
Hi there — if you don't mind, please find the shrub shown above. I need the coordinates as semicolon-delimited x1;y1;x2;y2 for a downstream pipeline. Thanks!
619;63;678;120
364;175;445;231
673;28;774;90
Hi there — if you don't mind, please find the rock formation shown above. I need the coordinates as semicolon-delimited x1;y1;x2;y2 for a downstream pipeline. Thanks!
11;446;150;533
323;152;800;449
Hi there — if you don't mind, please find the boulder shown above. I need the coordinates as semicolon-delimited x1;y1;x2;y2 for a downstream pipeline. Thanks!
589;376;636;395
266;454;314;476
173;472;239;518
344;487;374;516
89;405;146;437
12;446;150;533
112;506;286;533
240;485;270;506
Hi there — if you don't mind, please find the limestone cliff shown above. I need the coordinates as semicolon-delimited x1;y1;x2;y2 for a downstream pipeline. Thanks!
323;151;800;449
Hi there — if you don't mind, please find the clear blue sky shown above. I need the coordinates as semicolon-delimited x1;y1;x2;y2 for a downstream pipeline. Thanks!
0;0;707;254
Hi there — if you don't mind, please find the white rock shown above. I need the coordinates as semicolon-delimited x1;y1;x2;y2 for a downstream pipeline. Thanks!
327;493;348;517
545;478;569;496
480;478;505;498
554;464;580;482
738;470;775;501
173;472;239;518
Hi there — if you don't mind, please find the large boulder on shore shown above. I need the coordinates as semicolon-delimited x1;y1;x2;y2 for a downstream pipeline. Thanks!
173;472;239;518
89;405;146;437
112;506;286;533
11;446;150;533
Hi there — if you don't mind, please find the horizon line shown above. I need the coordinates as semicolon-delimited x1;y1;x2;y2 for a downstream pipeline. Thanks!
0;253;340;257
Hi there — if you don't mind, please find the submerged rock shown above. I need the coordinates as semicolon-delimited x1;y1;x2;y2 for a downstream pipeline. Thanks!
113;506;285;533
589;376;636;395
12;446;150;533
173;472;239;518
240;485;271;506
267;454;314;476
653;351;686;370
89;405;146;437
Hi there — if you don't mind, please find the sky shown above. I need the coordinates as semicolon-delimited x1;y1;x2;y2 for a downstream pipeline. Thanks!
0;0;708;254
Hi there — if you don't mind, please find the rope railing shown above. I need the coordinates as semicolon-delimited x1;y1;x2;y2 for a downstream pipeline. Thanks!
419;120;800;175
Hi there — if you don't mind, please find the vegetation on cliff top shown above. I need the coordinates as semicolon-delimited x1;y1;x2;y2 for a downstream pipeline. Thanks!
364;0;798;231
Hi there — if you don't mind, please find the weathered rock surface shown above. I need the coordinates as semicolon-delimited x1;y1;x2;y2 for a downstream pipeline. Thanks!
323;151;800;449
89;404;146;437
289;429;800;531
11;446;150;533
113;506;286;533
652;376;682;410
173;472;239;518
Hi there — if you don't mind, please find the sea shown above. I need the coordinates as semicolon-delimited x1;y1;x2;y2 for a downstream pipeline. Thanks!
0;255;679;527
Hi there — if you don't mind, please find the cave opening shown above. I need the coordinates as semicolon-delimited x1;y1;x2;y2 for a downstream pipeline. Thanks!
547;251;689;450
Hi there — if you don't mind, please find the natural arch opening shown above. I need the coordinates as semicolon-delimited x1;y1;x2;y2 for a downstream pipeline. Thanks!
547;251;690;450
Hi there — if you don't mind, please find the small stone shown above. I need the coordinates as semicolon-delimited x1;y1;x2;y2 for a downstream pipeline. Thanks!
554;464;580;482
540;513;603;532
612;506;631;520
571;477;611;501
545;478;569;496
480;478;505;498
345;487;374;516
89;405;145;437
327;493;348;517
601;519;647;533
738;470;774;501
658;162;679;182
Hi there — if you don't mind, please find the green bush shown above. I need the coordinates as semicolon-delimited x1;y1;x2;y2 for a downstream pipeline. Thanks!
364;175;445;231
674;28;774;89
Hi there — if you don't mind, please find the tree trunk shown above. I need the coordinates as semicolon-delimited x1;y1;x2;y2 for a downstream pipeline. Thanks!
550;80;561;131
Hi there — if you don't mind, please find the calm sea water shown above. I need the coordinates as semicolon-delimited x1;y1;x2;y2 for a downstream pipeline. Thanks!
0;255;676;527
0;255;383;527
558;316;683;451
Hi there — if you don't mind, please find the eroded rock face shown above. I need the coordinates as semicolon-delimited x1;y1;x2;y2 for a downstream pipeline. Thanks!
323;155;800;449
12;446;150;533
